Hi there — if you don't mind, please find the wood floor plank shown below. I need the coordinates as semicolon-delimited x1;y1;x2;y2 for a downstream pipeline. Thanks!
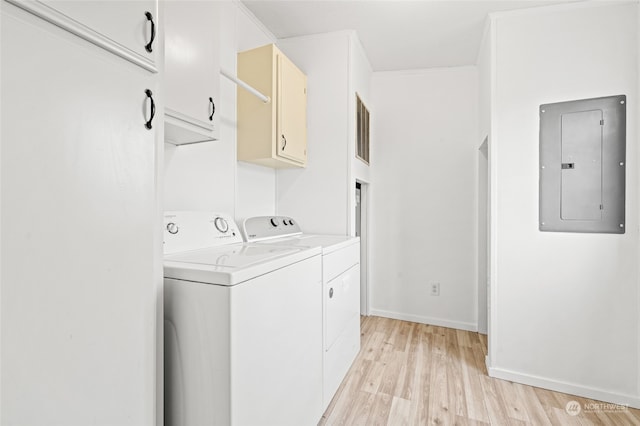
460;346;491;423
445;328;467;418
322;357;372;424
388;396;411;426
320;316;640;426
377;352;403;396
496;379;531;423
408;323;433;425
361;360;385;394
478;373;511;425
376;320;399;364
456;328;472;348
517;382;553;426
366;392;393;426
343;390;376;425
394;322;420;400
428;351;453;425
363;331;385;361
455;416;490;426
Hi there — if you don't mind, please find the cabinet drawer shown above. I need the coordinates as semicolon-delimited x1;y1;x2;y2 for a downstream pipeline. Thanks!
322;242;359;283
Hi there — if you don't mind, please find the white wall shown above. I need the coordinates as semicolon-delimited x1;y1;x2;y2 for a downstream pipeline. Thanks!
350;34;373;235
234;3;278;222
370;67;479;331
488;2;640;407
163;2;276;219
277;32;372;238
276;32;352;235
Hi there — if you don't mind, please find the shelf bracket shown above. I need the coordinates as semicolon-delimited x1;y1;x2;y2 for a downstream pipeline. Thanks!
221;69;271;104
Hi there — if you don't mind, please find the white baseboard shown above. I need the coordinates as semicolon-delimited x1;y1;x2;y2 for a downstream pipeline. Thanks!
369;309;478;332
487;364;640;409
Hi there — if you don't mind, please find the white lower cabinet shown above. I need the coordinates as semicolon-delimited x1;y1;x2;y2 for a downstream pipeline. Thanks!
1;3;158;425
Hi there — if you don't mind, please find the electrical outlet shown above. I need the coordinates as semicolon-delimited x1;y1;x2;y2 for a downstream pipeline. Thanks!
430;282;440;296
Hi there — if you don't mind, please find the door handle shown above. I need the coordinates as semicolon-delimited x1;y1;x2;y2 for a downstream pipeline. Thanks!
209;97;215;121
145;89;155;129
144;12;156;53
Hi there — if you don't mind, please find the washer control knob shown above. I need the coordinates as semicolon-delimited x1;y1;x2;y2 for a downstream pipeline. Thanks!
214;217;229;233
270;218;279;227
166;222;179;234
289;219;294;226
283;219;288;226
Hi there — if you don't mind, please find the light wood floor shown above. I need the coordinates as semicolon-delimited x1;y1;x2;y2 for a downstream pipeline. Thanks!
320;316;640;425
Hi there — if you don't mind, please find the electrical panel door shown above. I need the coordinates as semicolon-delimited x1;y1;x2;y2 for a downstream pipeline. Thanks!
539;95;626;233
560;109;603;221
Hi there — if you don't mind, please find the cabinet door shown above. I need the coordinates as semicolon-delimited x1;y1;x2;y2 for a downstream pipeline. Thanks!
1;4;157;425
7;0;157;71
165;0;219;144
277;53;307;164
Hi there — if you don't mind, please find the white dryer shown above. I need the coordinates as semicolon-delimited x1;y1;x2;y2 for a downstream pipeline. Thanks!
242;216;361;410
163;211;323;426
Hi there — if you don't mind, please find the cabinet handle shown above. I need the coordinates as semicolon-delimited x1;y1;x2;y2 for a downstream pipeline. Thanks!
281;135;287;150
145;12;155;53
329;287;334;298
145;89;155;129
209;97;215;121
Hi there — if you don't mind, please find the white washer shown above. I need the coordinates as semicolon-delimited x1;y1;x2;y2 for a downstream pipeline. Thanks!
242;216;360;410
163;211;323;426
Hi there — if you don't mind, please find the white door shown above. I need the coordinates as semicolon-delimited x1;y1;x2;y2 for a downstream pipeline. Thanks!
1;4;157;425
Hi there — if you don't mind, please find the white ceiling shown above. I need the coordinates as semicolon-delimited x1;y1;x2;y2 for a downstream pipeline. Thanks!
241;0;578;71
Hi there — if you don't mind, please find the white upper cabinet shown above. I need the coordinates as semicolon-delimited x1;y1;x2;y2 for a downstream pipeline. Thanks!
6;0;158;72
164;0;220;145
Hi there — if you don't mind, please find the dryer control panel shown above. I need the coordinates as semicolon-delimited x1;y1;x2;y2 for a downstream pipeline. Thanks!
242;216;302;242
163;211;243;254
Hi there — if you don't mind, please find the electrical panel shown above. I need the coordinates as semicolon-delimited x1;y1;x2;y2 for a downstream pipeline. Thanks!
539;95;626;233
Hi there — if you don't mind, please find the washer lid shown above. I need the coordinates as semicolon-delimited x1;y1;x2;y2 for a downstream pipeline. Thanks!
163;243;320;286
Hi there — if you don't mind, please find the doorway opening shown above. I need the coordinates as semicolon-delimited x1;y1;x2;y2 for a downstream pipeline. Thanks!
477;137;489;334
356;181;369;315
